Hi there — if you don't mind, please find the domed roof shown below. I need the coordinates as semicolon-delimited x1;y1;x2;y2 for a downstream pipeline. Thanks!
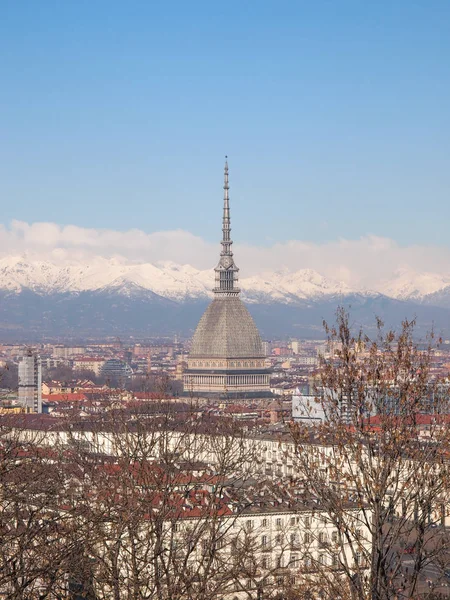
190;296;264;359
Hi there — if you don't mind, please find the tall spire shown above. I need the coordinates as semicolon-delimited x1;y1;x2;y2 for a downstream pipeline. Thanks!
222;156;231;250
214;158;240;295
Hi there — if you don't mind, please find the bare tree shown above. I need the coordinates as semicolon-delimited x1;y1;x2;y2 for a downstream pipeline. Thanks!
291;308;450;599
59;399;272;600
0;420;78;599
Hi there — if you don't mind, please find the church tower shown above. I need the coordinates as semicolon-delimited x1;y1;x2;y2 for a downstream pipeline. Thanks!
183;160;271;399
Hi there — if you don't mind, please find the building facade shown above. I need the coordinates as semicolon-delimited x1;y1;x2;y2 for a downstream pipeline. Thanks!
183;161;271;399
73;357;106;376
18;349;42;413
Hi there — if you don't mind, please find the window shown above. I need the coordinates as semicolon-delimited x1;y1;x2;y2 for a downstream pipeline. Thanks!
304;516;311;528
216;538;224;550
319;554;326;566
261;535;268;548
262;518;268;528
304;532;311;544
355;552;361;565
290;533;298;547
275;534;282;545
246;520;253;531
332;554;338;568
276;517;282;529
318;532;326;544
291;554;299;568
261;556;270;569
290;516;296;526
331;531;338;543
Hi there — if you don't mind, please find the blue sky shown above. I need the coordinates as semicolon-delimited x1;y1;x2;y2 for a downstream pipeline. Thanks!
1;0;450;249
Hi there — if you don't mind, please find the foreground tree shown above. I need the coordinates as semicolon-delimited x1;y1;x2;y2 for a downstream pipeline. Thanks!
291;309;450;599
60;400;289;600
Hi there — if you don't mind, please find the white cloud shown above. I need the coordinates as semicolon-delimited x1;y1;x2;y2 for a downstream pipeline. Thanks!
1;220;215;269
1;221;449;292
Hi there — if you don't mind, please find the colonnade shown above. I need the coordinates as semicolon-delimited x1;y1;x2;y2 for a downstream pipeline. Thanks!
184;373;270;390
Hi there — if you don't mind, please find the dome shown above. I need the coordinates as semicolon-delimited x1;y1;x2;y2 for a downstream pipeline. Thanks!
189;296;264;359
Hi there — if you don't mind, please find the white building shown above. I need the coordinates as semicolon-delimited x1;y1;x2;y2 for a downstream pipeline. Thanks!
73;357;106;376
292;392;325;424
53;346;85;359
290;340;300;354
296;356;318;366
18;349;42;413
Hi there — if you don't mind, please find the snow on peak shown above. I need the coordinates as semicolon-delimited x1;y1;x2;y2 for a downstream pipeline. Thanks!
241;269;352;303
0;256;449;304
0;257;355;304
379;268;450;300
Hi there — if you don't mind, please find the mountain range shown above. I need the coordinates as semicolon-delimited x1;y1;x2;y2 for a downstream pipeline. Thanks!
1;256;450;339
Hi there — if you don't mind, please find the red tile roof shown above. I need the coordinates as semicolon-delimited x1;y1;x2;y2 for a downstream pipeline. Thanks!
42;393;88;402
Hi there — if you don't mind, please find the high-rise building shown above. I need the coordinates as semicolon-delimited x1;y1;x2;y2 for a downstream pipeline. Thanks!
183;160;271;399
290;340;300;355
18;349;42;413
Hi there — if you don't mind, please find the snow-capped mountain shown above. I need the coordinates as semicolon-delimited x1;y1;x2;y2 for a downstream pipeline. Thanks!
1;256;450;307
0;257;210;300
0;257;354;304
2;256;450;339
241;269;352;303
378;268;450;301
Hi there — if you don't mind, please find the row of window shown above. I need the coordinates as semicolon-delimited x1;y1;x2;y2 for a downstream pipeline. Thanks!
260;530;340;547
181;542;361;572
248;516;301;530
174;527;362;549
189;360;263;368
261;552;343;570
246;515;339;530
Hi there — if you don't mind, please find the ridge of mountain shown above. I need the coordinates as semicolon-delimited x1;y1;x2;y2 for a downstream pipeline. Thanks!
377;268;450;301
0;257;355;304
1;257;450;309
